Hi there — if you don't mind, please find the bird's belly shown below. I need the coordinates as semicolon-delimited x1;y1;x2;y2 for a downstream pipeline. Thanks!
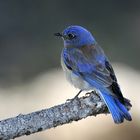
61;57;92;90
66;71;92;90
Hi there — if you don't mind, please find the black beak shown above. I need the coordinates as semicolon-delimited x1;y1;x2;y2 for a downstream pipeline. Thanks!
54;32;63;37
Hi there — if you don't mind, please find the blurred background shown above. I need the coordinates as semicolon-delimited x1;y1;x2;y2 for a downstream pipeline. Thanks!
0;0;139;140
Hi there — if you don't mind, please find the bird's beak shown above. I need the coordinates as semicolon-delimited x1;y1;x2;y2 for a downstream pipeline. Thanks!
54;32;63;38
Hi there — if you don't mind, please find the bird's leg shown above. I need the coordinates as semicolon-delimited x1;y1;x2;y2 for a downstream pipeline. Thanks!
73;90;83;99
66;90;82;102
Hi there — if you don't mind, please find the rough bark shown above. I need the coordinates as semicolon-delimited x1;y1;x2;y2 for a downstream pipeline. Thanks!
0;92;108;140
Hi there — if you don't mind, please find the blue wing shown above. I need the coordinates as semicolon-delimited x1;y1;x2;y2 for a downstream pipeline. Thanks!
62;44;113;87
62;44;127;102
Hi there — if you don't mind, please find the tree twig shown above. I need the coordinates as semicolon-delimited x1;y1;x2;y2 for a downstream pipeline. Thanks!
0;92;108;140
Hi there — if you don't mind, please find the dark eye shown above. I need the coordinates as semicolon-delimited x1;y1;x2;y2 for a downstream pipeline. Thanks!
67;33;76;40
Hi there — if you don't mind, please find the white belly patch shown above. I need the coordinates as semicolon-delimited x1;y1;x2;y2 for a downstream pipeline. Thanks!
61;57;92;90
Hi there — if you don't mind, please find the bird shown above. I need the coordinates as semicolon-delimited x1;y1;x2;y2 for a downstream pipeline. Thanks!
54;25;132;124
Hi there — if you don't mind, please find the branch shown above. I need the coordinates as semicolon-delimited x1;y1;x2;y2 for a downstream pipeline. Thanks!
0;92;108;140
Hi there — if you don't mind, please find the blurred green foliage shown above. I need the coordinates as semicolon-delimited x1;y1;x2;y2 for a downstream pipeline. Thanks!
0;0;139;85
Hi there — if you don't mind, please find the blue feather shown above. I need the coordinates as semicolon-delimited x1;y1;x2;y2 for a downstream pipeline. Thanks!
101;92;126;123
84;76;132;123
115;99;132;121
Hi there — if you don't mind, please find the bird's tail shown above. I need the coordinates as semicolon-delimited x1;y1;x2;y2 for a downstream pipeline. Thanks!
100;91;132;124
83;77;132;123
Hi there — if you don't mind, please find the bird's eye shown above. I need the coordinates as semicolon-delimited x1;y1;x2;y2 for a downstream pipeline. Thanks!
67;33;76;40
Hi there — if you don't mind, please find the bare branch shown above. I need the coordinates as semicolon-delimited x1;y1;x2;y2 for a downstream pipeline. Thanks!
0;92;108;140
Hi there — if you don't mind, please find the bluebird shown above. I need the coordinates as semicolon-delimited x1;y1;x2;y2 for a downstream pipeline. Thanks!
55;25;132;124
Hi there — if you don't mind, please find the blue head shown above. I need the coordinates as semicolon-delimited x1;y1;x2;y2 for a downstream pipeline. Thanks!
55;25;96;47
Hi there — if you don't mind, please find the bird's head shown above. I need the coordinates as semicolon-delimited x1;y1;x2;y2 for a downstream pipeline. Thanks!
54;25;96;48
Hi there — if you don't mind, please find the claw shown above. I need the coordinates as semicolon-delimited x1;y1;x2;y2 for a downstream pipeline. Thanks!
66;90;82;102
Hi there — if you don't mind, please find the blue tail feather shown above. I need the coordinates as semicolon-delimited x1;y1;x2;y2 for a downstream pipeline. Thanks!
100;92;123;123
115;99;132;121
84;77;132;123
101;91;132;123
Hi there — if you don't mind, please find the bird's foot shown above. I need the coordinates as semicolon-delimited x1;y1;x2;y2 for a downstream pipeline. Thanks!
66;90;82;102
85;90;100;97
